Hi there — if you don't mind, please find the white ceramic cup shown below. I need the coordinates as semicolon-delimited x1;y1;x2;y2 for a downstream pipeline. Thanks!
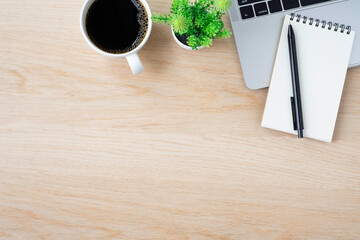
80;0;152;74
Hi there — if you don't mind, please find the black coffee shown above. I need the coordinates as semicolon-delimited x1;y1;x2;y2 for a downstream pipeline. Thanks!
86;0;148;54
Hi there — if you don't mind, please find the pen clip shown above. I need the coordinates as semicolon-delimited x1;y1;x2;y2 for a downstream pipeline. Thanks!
290;97;297;131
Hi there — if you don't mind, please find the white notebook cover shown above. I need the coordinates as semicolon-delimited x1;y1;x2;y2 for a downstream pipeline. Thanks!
262;14;355;142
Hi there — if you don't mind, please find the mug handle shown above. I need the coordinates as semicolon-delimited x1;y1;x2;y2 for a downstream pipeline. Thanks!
126;53;144;75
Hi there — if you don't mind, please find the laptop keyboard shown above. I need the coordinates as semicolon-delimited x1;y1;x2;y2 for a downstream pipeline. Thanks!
239;0;332;19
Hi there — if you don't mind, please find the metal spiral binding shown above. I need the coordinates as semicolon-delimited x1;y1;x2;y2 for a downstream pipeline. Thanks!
327;22;332;30
333;23;339;32
340;24;345;33
309;18;314;25
346;26;352;34
289;13;352;34
321;20;326;28
302;16;307;24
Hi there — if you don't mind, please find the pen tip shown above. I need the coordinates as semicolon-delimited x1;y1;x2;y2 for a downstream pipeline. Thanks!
288;24;294;35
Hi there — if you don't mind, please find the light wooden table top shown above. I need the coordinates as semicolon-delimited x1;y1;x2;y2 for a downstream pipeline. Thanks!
1;0;360;239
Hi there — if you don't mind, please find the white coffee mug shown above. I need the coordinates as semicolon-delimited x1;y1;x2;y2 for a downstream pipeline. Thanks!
80;0;152;75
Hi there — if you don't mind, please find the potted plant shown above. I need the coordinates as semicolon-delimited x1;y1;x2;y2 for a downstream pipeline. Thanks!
152;0;232;50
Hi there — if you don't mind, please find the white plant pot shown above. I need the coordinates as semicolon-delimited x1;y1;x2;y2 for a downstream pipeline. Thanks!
171;26;205;50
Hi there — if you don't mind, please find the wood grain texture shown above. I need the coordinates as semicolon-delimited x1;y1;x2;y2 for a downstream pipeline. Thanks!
0;0;360;239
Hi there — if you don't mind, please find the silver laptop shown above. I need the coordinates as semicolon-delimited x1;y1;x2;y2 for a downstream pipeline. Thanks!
228;0;360;90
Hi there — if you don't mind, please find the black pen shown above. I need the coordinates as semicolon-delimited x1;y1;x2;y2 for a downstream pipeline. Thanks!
288;24;304;138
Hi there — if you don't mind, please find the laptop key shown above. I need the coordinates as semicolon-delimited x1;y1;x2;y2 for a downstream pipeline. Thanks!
240;5;255;19
300;0;331;6
282;0;300;10
254;2;269;16
238;0;263;6
268;0;283;13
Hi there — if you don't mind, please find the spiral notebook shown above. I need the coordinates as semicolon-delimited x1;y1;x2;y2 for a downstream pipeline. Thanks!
262;14;355;142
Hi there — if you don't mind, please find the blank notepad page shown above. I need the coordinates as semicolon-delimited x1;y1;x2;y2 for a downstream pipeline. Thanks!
262;14;355;142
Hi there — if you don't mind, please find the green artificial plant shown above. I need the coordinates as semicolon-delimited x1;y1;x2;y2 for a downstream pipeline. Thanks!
152;0;232;50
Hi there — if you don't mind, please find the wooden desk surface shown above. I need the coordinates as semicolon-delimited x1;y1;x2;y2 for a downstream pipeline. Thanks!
1;0;360;239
